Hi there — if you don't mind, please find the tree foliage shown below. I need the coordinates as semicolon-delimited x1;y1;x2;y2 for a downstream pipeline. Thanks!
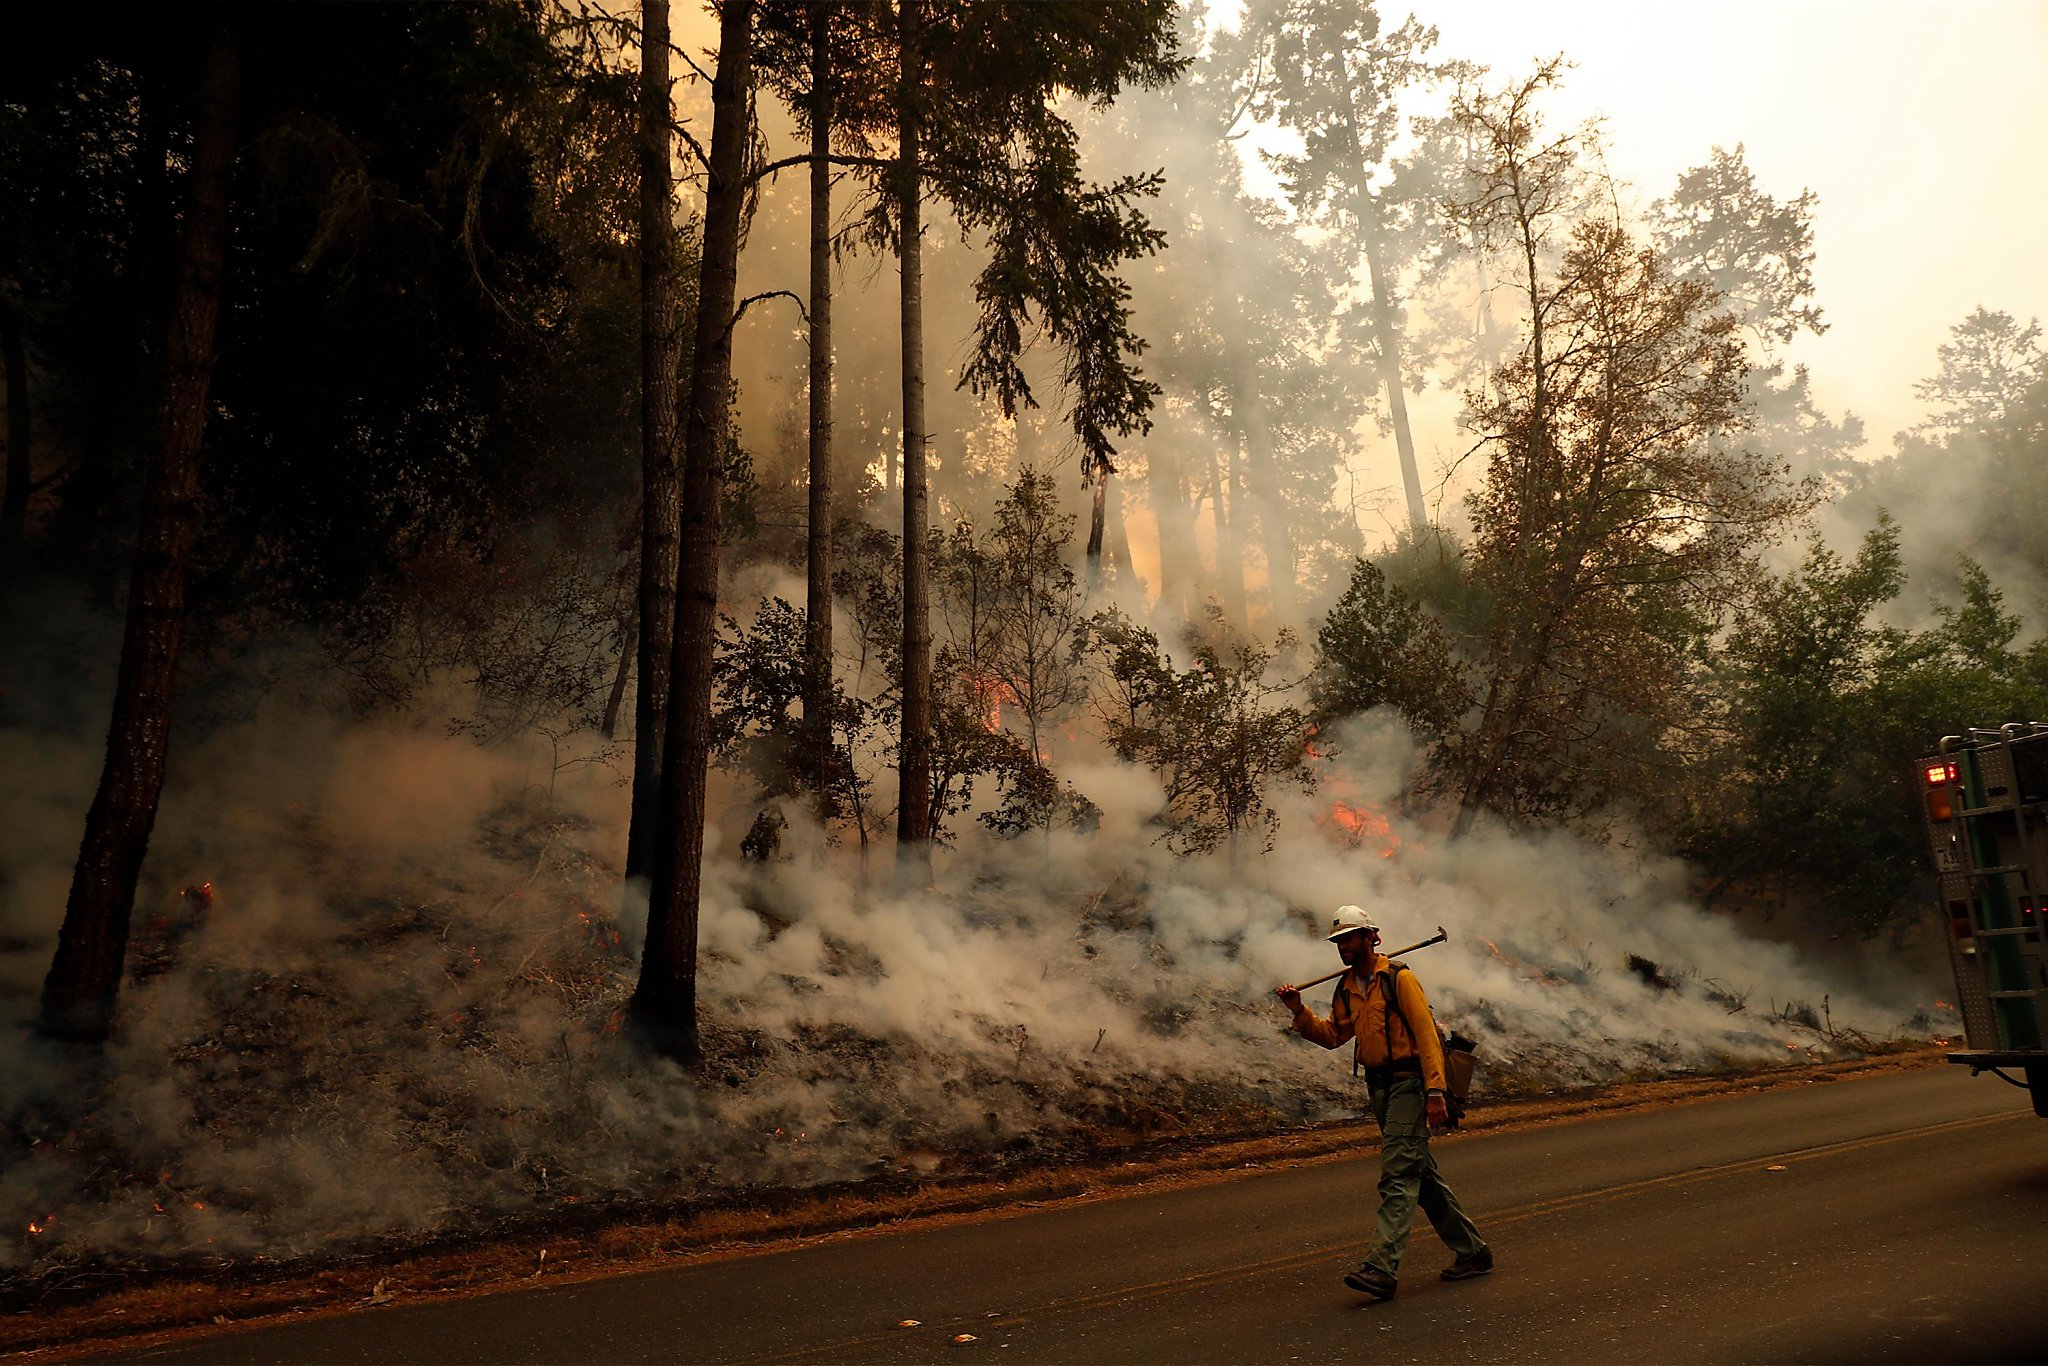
710;596;876;828
1434;69;1816;831
1240;0;1456;530
1910;307;2044;442
1092;613;1312;857
1685;520;2048;928
1448;214;1811;827
1310;557;1468;737
1649;143;1824;348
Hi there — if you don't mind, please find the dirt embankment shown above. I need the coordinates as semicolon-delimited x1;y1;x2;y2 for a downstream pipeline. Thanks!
1;1046;1946;1361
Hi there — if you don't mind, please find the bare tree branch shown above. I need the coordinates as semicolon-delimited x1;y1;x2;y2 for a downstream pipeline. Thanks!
723;289;807;344
751;152;896;183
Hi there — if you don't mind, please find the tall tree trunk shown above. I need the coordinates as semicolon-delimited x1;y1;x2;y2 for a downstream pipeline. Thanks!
1;295;29;578
39;26;239;1043
800;6;837;819
1144;436;1198;620
1335;69;1426;534
624;0;682;887
600;601;635;740
1215;413;1248;628
1084;455;1108;583
894;0;932;873
1202;228;1292;623
632;0;754;1062
1223;288;1294;622
1356;186;1425;530
1105;462;1133;582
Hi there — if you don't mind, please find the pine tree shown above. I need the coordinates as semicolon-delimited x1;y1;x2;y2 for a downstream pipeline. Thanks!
624;0;682;887
633;0;757;1062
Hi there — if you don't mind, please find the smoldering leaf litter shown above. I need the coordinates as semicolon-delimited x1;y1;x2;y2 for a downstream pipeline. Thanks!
0;707;1939;1275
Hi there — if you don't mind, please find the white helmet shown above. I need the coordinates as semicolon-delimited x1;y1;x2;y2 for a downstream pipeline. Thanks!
1327;904;1379;942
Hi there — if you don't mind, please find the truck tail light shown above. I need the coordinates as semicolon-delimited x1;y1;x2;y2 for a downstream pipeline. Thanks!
1949;900;1973;939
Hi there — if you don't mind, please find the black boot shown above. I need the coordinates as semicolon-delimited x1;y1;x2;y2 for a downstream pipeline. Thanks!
1344;1263;1398;1300
1440;1246;1494;1281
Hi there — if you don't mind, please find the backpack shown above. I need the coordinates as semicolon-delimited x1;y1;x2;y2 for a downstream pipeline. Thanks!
1366;961;1480;1129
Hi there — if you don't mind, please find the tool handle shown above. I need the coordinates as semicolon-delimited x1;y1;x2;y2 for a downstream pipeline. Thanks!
1290;964;1349;992
1277;926;1449;994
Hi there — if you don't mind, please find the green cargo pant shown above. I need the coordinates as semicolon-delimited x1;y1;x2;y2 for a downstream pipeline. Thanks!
1364;1075;1487;1277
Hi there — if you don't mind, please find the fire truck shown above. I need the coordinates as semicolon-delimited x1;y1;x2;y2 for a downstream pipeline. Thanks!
1920;725;2048;1114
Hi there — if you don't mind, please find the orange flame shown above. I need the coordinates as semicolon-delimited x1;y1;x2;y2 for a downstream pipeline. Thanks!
1323;802;1400;859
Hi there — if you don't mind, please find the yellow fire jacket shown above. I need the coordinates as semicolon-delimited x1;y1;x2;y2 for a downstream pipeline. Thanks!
1291;952;1448;1092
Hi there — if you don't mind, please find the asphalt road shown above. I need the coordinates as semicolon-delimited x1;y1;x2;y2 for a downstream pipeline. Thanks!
115;1065;2046;1365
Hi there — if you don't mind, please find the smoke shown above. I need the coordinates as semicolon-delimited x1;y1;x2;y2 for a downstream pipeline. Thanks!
0;669;1947;1276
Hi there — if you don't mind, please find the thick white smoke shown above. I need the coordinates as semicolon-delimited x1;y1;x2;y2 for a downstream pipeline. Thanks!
0;671;1947;1276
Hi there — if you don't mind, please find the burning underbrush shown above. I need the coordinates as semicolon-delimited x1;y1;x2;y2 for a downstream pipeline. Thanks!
0;720;1953;1291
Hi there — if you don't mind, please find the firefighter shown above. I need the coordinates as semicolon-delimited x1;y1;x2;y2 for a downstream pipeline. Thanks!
1274;904;1492;1300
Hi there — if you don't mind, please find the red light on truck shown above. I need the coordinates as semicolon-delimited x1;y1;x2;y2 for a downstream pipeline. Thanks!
1926;764;1949;785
